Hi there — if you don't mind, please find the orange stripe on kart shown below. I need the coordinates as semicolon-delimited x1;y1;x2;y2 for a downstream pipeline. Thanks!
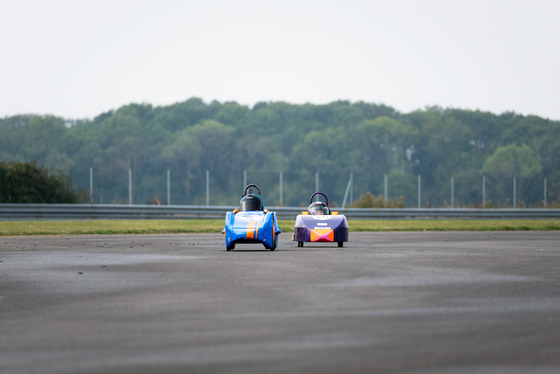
310;229;334;242
246;220;257;239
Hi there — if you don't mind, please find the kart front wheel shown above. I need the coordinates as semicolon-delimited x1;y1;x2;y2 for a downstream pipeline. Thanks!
298;242;304;247
226;243;235;251
338;242;343;247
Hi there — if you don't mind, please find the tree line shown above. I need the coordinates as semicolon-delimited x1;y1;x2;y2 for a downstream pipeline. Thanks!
1;98;559;207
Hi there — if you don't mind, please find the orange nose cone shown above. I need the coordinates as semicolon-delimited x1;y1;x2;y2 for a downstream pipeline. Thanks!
310;229;334;242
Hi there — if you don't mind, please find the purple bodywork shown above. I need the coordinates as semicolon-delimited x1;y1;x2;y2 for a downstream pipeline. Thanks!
293;192;349;247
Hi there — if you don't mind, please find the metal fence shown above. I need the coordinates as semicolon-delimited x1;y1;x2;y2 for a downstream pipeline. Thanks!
69;168;560;209
2;204;560;221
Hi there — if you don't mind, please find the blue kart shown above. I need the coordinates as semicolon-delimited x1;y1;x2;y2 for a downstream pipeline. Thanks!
223;184;281;251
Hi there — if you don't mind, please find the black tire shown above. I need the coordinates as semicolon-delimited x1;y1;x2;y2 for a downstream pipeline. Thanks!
298;242;303;247
226;243;235;251
338;242;343;247
270;218;278;251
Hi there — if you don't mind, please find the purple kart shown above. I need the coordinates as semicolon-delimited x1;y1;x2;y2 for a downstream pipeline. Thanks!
293;192;349;247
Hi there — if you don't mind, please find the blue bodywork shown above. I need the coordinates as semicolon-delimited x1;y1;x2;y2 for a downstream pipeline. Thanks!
224;210;280;251
223;186;281;251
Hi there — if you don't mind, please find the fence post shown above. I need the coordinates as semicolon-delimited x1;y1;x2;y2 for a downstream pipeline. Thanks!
243;170;247;188
482;176;486;208
513;177;517;209
206;170;210;206
89;168;93;203
417;175;421;209
544;177;547;208
384;174;388;201
167;169;171;205
342;173;353;209
128;169;132;205
451;176;454;208
279;171;283;206
315;172;319;192
350;172;353;205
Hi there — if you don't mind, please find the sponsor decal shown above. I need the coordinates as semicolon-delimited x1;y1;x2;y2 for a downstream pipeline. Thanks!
312;215;332;221
310;229;334;242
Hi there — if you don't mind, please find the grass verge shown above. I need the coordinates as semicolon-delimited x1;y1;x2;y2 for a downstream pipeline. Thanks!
1;219;560;236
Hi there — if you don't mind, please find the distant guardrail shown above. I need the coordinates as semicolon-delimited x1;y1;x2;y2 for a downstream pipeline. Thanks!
1;204;560;220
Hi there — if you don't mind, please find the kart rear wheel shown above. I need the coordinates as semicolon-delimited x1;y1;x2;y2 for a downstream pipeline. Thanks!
298;242;304;247
270;234;278;251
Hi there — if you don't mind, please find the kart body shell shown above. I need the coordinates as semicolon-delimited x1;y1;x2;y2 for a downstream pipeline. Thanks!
224;185;281;251
293;192;348;247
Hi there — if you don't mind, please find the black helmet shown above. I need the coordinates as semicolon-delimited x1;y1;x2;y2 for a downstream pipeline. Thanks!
239;184;264;211
240;194;264;211
308;201;330;215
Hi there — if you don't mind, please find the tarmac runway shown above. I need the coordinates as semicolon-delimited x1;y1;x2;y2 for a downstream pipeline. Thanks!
1;231;560;374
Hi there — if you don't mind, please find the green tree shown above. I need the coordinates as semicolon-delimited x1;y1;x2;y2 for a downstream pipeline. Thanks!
481;144;542;206
481;144;541;178
0;115;34;162
163;120;237;204
14;115;74;173
0;162;82;203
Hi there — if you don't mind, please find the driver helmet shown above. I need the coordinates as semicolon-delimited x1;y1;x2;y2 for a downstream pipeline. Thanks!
308;201;330;215
240;194;263;211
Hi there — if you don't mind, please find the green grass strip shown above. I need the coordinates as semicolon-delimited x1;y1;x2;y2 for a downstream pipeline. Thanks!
1;219;560;236
347;219;560;232
0;220;223;236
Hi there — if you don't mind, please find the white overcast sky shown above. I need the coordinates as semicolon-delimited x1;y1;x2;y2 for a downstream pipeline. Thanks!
1;0;559;120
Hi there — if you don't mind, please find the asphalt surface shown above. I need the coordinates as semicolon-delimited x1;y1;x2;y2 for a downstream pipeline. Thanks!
1;231;560;374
